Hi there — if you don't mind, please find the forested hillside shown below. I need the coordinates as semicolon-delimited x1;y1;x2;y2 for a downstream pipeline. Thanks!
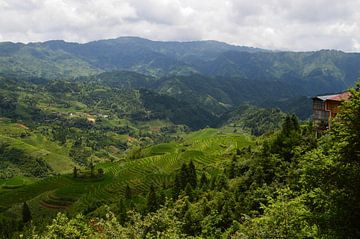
1;80;358;238
78;71;314;118
1;37;360;239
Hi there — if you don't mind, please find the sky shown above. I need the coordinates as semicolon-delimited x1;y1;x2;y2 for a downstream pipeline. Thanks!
0;0;360;51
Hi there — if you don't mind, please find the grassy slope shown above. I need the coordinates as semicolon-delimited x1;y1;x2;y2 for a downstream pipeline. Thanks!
0;120;74;173
0;77;190;179
0;128;253;222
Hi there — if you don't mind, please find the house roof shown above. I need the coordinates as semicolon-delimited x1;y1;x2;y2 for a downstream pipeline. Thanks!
313;92;351;102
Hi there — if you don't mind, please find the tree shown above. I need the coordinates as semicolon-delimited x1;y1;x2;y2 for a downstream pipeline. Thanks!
118;199;127;225
22;202;32;224
271;114;301;160
239;189;318;239
158;191;166;206
0;218;19;238
173;174;182;199
199;172;208;189
209;175;217;190
147;185;158;213
216;174;228;191
334;84;360;163
187;161;197;188
300;81;360;238
180;163;188;189
183;209;195;235
125;184;132;200
97;168;104;177
30;213;92;238
220;201;233;229
89;160;94;177
281;114;300;136
73;166;78;178
228;155;237;179
184;183;193;201
323;82;360;237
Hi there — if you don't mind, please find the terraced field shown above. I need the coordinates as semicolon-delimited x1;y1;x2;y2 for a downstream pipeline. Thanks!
0;120;75;173
0;128;253;222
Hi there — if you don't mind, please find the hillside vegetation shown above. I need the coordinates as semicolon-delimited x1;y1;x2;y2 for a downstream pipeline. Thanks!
1;37;360;238
1;75;277;180
0;77;359;238
1;83;358;238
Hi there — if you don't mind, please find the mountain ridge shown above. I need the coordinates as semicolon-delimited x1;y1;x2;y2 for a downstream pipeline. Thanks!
1;36;360;119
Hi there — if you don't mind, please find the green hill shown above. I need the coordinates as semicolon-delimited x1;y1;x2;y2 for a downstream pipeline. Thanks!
0;128;253;223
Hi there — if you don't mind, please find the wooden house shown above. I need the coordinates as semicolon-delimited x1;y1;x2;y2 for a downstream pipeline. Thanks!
312;91;351;130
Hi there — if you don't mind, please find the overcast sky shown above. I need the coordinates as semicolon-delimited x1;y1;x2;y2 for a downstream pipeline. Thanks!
1;0;360;51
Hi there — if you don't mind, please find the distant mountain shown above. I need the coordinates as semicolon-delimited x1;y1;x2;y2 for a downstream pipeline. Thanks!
0;37;359;89
1;37;360;119
198;50;360;94
0;41;99;79
0;37;264;79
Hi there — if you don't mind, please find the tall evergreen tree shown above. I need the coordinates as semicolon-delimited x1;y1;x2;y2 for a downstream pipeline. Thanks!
290;114;300;131
221;201;233;229
216;174;229;191
22;202;32;224
118;199;127;225
281;114;300;136
199;172;208;189
228;155;238;179
184;183;194;201
180;163;188;189
89;160;94;177
0;218;19;238
188;161;197;188
158;191;166;206
281;115;293;136
271;114;301;160
173;174;182;199
73;166;78;178
124;184;132;200
209;175;217;190
147;185;158;213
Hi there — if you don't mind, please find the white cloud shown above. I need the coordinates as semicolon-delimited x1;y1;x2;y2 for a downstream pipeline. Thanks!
0;0;359;51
